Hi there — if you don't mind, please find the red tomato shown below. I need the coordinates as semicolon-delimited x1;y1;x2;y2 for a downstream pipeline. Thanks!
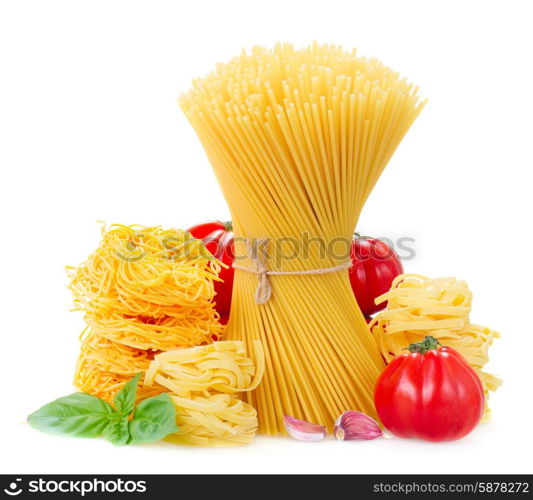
187;221;234;317
349;235;403;316
374;336;484;442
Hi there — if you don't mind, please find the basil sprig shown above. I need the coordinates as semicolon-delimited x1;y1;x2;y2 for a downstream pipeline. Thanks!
28;373;178;445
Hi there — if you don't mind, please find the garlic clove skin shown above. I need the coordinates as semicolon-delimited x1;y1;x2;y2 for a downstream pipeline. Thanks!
283;415;327;442
334;410;383;440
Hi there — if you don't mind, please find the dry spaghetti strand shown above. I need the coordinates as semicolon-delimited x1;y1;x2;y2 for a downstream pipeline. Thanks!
180;42;425;433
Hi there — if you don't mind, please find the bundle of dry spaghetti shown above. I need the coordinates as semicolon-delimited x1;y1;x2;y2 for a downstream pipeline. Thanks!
370;274;501;420
69;224;224;402
180;42;425;433
144;341;264;446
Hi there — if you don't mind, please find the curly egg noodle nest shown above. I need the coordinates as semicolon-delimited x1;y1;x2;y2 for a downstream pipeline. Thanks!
69;224;224;401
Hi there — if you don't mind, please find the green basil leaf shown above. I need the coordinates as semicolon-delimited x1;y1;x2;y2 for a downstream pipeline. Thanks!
103;416;130;446
128;393;178;445
113;372;141;416
28;393;115;438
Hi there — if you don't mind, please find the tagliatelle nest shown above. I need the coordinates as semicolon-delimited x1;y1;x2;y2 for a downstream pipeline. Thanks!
166;394;259;447
370;274;501;420
144;341;265;446
145;341;263;395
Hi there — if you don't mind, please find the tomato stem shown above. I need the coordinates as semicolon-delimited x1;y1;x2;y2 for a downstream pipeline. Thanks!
222;220;233;232
407;336;441;354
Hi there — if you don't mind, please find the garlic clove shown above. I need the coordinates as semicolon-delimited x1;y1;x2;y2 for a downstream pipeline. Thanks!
334;410;383;441
283;415;327;442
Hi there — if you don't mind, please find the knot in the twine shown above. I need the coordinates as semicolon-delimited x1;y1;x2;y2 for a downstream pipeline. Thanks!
232;238;352;305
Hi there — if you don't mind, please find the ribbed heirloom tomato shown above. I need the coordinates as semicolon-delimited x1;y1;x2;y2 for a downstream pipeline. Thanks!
374;336;484;442
187;221;234;323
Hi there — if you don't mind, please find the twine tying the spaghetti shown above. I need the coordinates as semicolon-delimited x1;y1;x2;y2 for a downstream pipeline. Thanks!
232;239;352;304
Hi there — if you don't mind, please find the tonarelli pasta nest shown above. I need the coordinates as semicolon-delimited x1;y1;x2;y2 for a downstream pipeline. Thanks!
69;224;224;402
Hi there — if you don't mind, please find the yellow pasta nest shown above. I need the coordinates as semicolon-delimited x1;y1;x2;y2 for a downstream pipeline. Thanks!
167;395;260;447
74;332;165;402
69;224;224;402
83;312;215;352
370;274;501;419
145;341;264;446
69;224;223;348
76;330;155;376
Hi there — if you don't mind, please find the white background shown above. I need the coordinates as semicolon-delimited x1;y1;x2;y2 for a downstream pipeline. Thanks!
1;0;532;475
